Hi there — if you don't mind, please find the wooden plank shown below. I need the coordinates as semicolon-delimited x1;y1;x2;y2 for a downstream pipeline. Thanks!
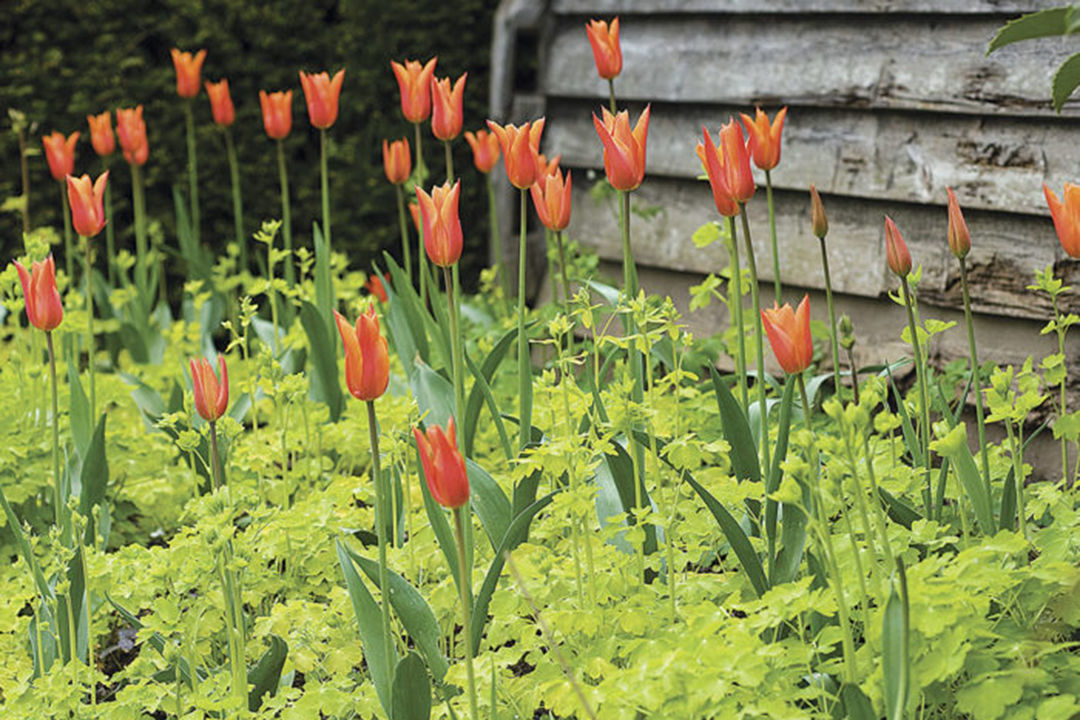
542;15;1080;118
554;0;1058;14
542;99;1078;217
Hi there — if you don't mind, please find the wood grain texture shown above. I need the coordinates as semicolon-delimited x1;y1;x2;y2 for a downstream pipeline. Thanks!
554;0;1059;14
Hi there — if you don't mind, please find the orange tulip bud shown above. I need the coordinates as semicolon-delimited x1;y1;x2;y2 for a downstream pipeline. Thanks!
414;418;469;509
42;131;79;181
718;118;754;204
592;105;650;192
810;185;828;239
366;273;390;303
13;255;63;332
391;57;438;124
945;188;971;259
464;129;500;174
190;356;229;422
382;138;411;185
884;216;912;278
416;180;463;267
86;112;115;157
409;201;421;233
585;17;622;80
431;73;467;142
1045;182;1080;258
259;90;293;140
762;294;813;375
170;48;207;99
116;106;149;166
299;69;345;130
334;308;390;402
739;107;787;172
204;79;235;127
697;126;739;218
66;172;108;238
531;168;572;232
487;118;545;190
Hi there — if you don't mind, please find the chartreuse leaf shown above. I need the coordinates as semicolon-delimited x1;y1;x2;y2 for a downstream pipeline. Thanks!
247;634;288;712
107;594;205;688
336;539;394;715
883;560;910;720
931;424;995;535
709;365;760;484
392;652;432;720
1052;52;1080;112
842;683;877;720
987;7;1069;53
0;479;51;600
300;300;343;422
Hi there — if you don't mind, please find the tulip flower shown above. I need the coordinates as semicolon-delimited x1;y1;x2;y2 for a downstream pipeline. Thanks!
1044;182;1080;259
884;216;912;278
431;73;467;142
414;419;469;509
697;127;739;218
487;119;546;189
716;118;755;204
66;172;108;238
416;180;463;268
531;168;572;233
299;69;345;129
762;295;813;375
739;107;787;172
171;48;207;98
464;129;500;174
946;188;971;259
391;57;438;124
592;105;650;192
585;18;622;80
334;308;390;402
366;273;389;304
86;113;115;157
205;79;235;127
259;90;293;140
535;152;562;180
42;131;79;181
13;255;63;332
810;185;828;239
383;138;411;185
191;356;229;423
409;201;421;233
116;106;148;166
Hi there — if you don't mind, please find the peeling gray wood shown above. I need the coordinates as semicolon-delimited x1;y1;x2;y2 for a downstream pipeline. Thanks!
543;15;1080;117
553;0;1059;14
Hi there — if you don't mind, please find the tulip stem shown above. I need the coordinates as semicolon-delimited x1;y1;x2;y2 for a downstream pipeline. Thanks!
621;189;647;582
739;203;772;484
728;216;749;411
276;140;294;287
131;164;148;300
443;265;466;451
320;128;332;251
224;128;246;273
1050;292;1070;486
17;123;30;234
958;258;991;494
209;420;223;490
82;235;96;418
453;507;481;720
103;159;115;287
444;140;454;183
900;276;933;518
395;184;412;278
765;170;781;303
60;184;74;284
556;230;573;356
517;189;532;450
818;236;843;402
487;176;507;300
184;101;200;247
366;400;396;697
46;330;61;528
267;234;279;358
415;123;430;307
608;79;617;114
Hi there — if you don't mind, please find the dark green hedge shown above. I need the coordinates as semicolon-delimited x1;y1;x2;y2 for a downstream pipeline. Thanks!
1;0;496;288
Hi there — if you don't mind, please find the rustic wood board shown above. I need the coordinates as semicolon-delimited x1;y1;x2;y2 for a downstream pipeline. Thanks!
553;0;1059;14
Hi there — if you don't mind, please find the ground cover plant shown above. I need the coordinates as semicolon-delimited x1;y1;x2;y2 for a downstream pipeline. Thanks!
4;8;1080;720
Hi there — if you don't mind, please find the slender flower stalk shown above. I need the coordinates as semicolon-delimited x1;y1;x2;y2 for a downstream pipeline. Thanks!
740;203;772;481
728;216;749;410
43;131;79;280
366;400;395;697
395;185;412;277
223;128;246;271
276;141;293;285
453;507;480;720
810;187;843;401
47;331;61;527
117;106;149;298
384;138;413;277
183;101;200;245
60;185;74;282
740;108;787;302
415;123;430;305
261;90;294;285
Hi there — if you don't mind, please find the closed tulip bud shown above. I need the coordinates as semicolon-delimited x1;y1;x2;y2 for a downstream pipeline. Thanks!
13;255;63;332
204;79;235;127
585;17;622;80
391;57;438;124
945;188;970;259
413;418;469;509
382;138;411;185
531;168;572;232
487;118;545;190
86;112;115;157
884;216;912;278
1045;182;1080;259
431;73;467;141
170;48;207;99
718;118;755;203
739;107;787;171
299;69;345;130
42;131;79;181
334;308;390;401
259;90;293;140
190;356;229;422
66;172;109;238
416;180;463;267
464;129;500;174
810;185;828;239
366;273;389;303
761;294;813;375
839;314;855;350
697;127;738;218
592;105;650;192
116;106;149;166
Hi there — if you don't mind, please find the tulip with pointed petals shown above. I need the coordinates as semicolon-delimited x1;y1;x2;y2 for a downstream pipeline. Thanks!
190;356;229;422
116;106;148;166
259;90;293;140
1044;182;1080;258
884;216;912;278
366;273;389;304
739;107;787;172
535;152;562;179
205;79;235;127
87;113;115;157
409;201;421;233
334;308;390;402
592;106;650;192
717;118;755;204
531;169;572;232
762;295;813;375
383;138;411;185
585;18;622;80
413;419;469;509
464;129;500;174
66;172;108;238
299;69;345;129
391;57;438;123
487;119;545;189
946;188;971;259
416;181;463;267
171;48;207;99
810;185;828;239
431;73;467;142
697;127;739;218
42;131;79;181
13;256;63;332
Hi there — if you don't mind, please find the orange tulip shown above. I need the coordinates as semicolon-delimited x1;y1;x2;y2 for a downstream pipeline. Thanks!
945;188;970;259
170;48;207;99
762;295;813;375
431;73;467;142
1046;183;1080;259
464;129;500;174
531;168;572;232
299;69;345;130
535;152;562;179
190;356;229;422
391;57;438;124
334;308;390;402
487;119;546;190
810;185;828;239
13;255;63;332
259;90;293;140
86;112;115;157
382;138;411;185
409;201;421;233
884;216;912;278
116;106;148;166
717;118;755;204
697;126;738;218
585;17;622;80
205;79;235;127
42;131;79;181
413;418;469;509
366;273;389;303
66;172;108;238
592;105;650;192
739;107;787;172
416;180;463;267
